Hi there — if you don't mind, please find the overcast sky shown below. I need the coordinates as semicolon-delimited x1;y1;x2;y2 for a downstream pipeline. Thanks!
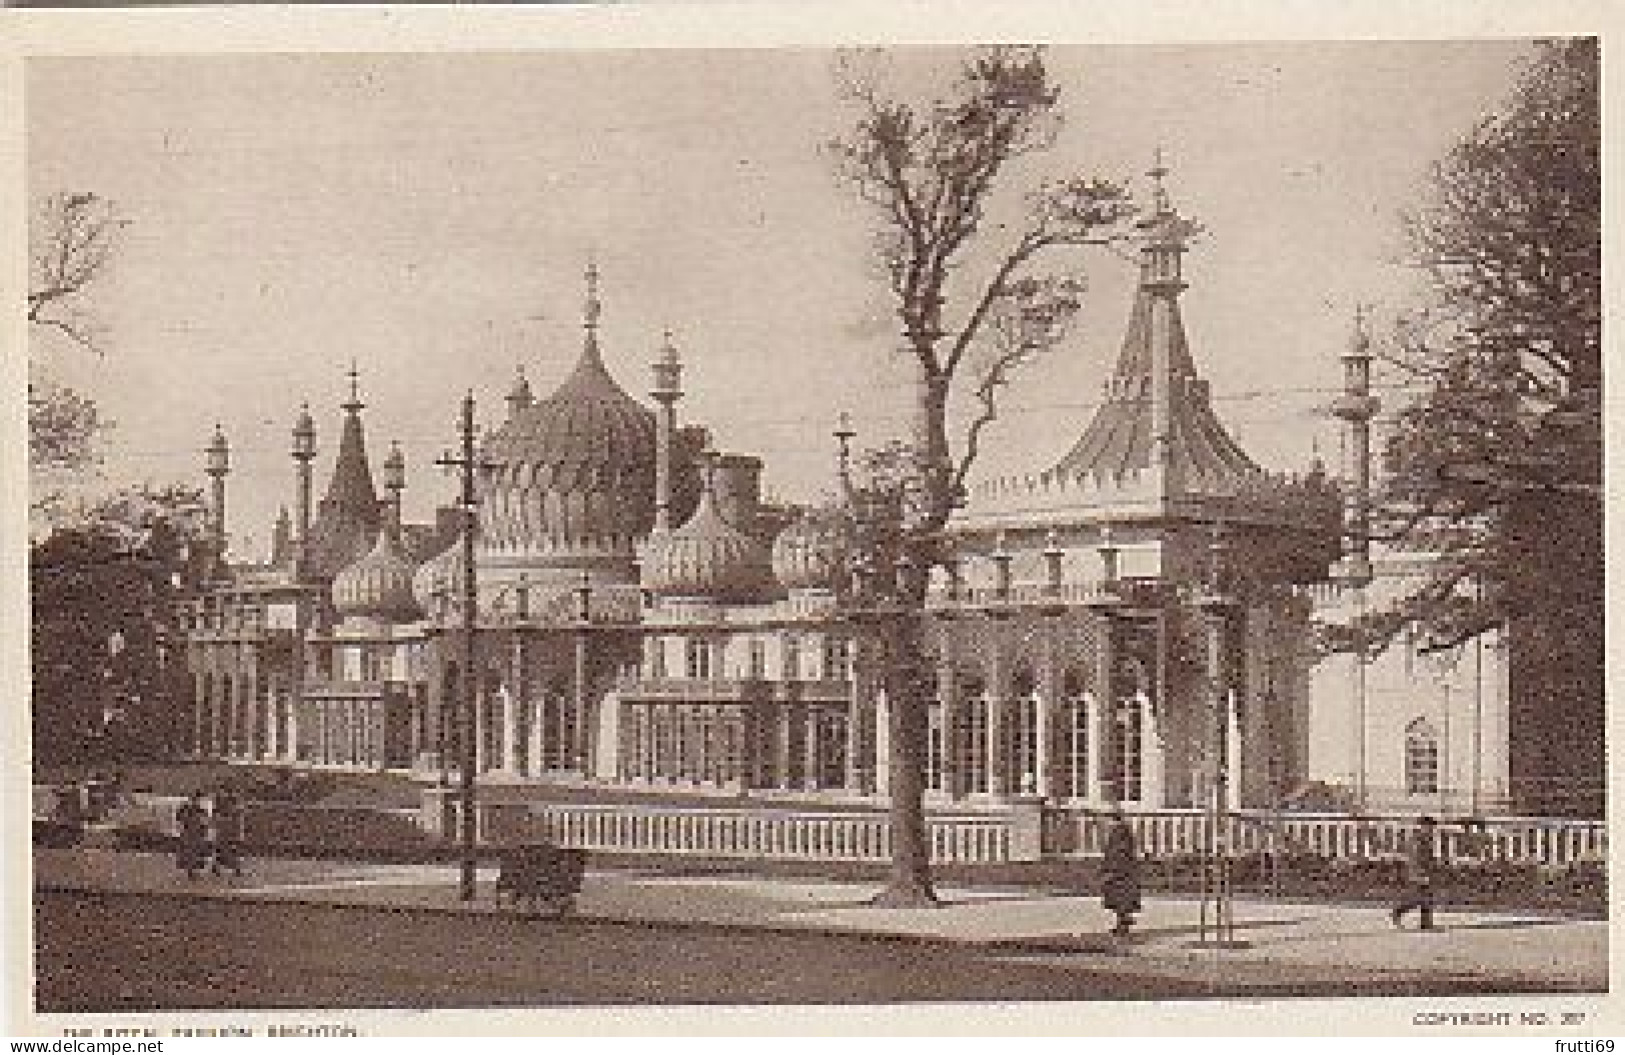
28;41;1530;558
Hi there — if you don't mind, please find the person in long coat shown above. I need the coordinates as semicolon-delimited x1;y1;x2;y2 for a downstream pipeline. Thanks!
1101;807;1142;936
1391;815;1439;930
175;793;209;880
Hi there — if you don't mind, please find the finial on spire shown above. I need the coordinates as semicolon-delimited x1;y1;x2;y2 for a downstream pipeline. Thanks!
343;360;364;414
1148;146;1172;215
584;255;602;335
1348;303;1372;357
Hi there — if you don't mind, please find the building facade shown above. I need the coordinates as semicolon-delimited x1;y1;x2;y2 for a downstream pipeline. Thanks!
184;170;1555;818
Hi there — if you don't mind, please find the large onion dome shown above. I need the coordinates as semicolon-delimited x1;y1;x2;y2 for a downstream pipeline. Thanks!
641;485;771;603
411;535;466;617
771;512;844;592
332;528;420;622
477;270;656;576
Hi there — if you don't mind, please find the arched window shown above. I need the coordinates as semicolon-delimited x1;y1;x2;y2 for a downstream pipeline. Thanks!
1009;669;1039;795
957;674;989;795
1405;718;1440;796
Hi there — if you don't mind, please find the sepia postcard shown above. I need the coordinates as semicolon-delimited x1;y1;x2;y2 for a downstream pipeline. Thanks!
6;0;1619;1038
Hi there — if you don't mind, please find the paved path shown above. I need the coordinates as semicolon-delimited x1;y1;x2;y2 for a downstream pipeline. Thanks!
35;848;1605;994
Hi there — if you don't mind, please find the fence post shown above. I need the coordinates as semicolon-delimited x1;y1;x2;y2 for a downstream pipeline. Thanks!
419;785;456;840
1008;796;1045;863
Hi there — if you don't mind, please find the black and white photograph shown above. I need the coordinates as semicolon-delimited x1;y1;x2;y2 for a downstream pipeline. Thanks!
16;7;1609;1034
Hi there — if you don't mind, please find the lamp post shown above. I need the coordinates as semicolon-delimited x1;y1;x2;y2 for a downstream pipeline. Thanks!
435;391;489;902
1194;524;1247;949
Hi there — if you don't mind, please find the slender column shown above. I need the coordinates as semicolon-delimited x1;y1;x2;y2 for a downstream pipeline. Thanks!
1033;682;1052;799
1225;688;1243;812
802;708;820;790
192;673;206;756
502;684;519;774
527;695;543;777
474;681;487;774
641;705;656;781
1139;691;1164;808
1085;692;1103;804
937;648;958;797
1093;614;1115;802
245;662;260;760
573;633;589;775
265;675;280;760
775;705;793;789
985;636;1007;797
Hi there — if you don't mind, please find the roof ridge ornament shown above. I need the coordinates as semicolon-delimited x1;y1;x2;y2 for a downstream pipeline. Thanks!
343;360;364;415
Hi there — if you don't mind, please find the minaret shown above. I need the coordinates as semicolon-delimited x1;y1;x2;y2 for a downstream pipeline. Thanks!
1332;307;1380;586
292;403;317;549
651;329;683;531
382;440;406;535
1137;149;1196;496
204;423;230;572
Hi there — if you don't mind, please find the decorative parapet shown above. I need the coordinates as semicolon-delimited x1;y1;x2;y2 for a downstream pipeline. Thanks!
959;462;1341;535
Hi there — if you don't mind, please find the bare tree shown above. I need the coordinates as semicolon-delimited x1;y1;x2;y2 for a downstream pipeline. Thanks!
829;47;1130;905
29;191;124;354
29;192;124;484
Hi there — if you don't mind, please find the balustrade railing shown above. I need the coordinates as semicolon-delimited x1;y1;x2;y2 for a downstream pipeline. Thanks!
33;783;1606;869
1042;807;1606;866
479;802;1011;864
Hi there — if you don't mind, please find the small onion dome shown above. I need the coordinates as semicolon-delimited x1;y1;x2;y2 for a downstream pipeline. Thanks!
332;529;420;622
411;535;465;615
641;488;770;602
771;513;843;591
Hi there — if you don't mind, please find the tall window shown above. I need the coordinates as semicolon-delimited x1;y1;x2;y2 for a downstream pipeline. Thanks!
782;634;801;682
747;638;767;679
1062;670;1089;801
1010;669;1039;794
957;676;989;795
1405;718;1440;795
926;698;946;792
822;636;851;682
647;636;667;679
685;637;713;680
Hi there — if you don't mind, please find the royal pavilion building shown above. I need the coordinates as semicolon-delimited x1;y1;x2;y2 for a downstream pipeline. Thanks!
183;170;1545;819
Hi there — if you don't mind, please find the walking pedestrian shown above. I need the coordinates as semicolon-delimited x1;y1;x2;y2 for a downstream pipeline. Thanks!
209;789;245;879
1100;805;1142;937
1391;814;1438;930
175;792;209;881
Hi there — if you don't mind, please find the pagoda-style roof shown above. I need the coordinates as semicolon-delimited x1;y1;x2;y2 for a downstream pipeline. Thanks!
299;376;383;583
955;162;1343;575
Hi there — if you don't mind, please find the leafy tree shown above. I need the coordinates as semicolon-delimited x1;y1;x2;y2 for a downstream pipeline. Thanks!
31;484;209;770
1354;39;1599;815
1361;38;1598;650
829;47;1131;904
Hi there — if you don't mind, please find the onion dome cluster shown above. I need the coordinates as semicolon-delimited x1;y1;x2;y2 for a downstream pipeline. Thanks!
411;536;466;616
331;529;420;622
641;487;771;603
770;512;845;592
